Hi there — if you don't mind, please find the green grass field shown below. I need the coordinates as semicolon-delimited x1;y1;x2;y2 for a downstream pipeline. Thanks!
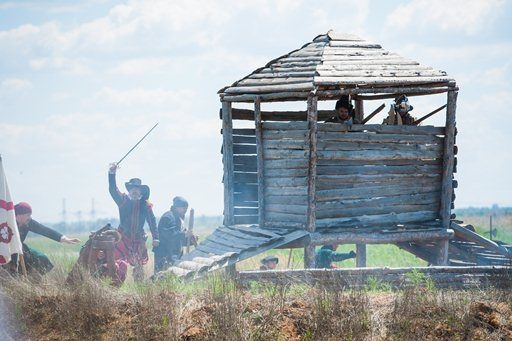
23;212;512;277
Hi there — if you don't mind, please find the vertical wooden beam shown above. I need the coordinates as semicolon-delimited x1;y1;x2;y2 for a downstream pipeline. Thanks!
354;99;364;123
254;97;265;228
440;90;458;229
222;101;234;226
356;243;366;267
434;239;449;265
304;93;318;268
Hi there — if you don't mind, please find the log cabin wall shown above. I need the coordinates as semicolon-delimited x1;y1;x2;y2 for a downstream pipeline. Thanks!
232;128;259;224
257;122;446;230
314;123;445;230
262;121;310;228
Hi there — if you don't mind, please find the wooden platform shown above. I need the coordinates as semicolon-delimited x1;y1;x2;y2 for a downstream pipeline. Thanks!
157;225;308;279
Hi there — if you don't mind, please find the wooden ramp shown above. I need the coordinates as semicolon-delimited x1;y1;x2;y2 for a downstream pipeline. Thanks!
397;221;512;266
157;225;308;279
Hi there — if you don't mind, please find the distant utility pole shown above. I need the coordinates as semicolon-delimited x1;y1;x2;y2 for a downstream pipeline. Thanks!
61;198;67;225
90;198;96;221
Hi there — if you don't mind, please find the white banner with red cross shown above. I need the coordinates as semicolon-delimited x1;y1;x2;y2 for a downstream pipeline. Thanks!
0;156;23;265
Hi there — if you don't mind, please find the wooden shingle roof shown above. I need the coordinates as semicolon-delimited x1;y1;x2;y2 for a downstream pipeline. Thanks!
219;31;456;102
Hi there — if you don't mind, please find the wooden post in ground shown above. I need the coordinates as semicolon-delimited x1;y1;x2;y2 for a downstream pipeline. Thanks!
304;92;318;268
222;101;234;226
440;90;457;230
356;244;366;267
254;97;265;228
18;253;27;276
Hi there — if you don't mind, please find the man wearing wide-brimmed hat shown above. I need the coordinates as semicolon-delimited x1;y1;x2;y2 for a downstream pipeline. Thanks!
108;164;158;283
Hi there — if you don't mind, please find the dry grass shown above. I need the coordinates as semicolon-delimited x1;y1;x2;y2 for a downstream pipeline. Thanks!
1;269;512;340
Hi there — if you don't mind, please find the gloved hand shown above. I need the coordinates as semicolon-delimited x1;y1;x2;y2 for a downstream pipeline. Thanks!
349;250;356;258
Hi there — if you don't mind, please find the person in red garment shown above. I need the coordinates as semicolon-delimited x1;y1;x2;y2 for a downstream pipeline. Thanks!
108;164;158;283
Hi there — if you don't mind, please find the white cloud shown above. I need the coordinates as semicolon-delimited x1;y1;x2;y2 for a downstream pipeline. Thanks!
385;0;506;35
29;57;91;75
109;57;172;75
0;78;33;104
94;86;195;106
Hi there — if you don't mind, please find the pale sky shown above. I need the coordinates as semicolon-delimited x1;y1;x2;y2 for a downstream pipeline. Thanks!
1;0;511;222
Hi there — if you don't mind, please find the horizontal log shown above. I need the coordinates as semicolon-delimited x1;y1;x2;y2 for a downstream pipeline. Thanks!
263;139;308;150
233;207;258;215
228;108;332;121
233;135;256;144
316;132;443;145
265;177;308;187
316;173;441;185
315;210;440;229
265;195;308;206
265;203;308;215
265;211;308;224
315;202;440;219
265;167;309;177
263;121;310;130
264;149;309;160
316;164;441;176
310;228;453;245
224;82;314;94
233;171;257;184
316;183;441;201
236;76;313;87
318;123;445;135
316;158;442;167
264;159;308;169
262;130;309;140
451;222;511;257
236;266;511;289
316;141;443;152
233;144;256;155
233;215;259;225
233;128;255;135
315;192;440;211
265;186;308;196
317;149;442;161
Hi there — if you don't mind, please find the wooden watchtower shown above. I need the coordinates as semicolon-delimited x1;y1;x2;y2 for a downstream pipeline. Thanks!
163;31;510;278
218;31;458;268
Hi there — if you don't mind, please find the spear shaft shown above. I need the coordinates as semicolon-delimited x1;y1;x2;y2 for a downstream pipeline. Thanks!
116;123;158;166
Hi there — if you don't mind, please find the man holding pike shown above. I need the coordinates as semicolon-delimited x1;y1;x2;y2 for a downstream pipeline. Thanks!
108;164;159;282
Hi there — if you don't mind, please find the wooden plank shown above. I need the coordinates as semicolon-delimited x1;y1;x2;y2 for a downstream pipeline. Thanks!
264;167;309;177
316;183;441;201
229;108;332;121
233;155;256;167
263;121;312;130
305;94;318;269
233;144;256;155
254;97;264;228
222;101;234;226
232;135;255;144
224;82;314;94
233;215;259;225
262;130;308;140
315;211;439;229
265;177;308;187
317;158;443;167
440;90;457;229
316;202;440;219
233;171;257;184
318;123;445;135
263;139;308;150
316;141;443;152
265;203;308;215
316;164;441;176
233;207;258;215
233;128;255;135
317;149;442;161
266;211;308;224
265;186;308;196
264;149;310;159
316;131;443;144
315;173;441;186
265;195;308;206
315;192;440;211
216;226;269;243
263;159;307;169
451;222;511;257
